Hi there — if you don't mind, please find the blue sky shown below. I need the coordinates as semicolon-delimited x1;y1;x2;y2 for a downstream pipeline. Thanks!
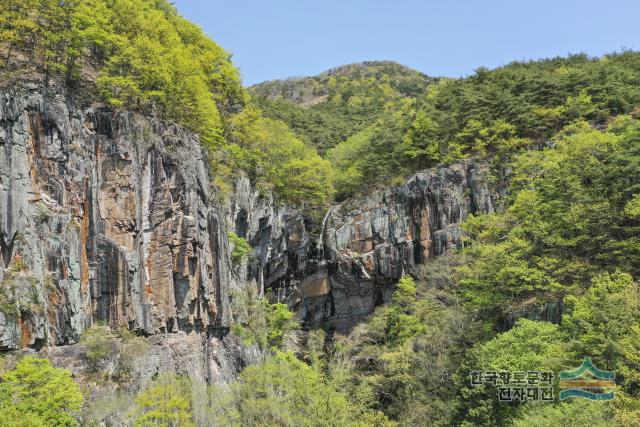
173;0;640;86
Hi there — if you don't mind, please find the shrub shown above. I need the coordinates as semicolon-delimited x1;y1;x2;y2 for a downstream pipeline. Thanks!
0;356;83;426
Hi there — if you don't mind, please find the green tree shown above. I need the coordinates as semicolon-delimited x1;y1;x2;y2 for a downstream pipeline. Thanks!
231;289;300;353
563;272;640;379
460;119;640;321
458;320;567;426
133;374;194;427
0;356;83;426
208;352;394;427
512;400;614;427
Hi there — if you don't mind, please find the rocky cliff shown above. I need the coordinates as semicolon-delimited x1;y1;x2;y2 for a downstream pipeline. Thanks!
228;160;499;329
0;83;239;370
0;81;500;382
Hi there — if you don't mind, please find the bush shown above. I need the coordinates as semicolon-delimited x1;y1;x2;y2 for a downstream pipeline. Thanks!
231;289;299;353
0;356;83;426
207;353;394;427
133;374;195;427
80;323;149;381
227;231;251;263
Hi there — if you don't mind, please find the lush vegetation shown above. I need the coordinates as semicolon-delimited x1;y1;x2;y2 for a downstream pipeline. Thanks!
223;108;334;204
3;1;640;426
251;61;434;155
328;117;640;426
0;356;83;426
0;0;332;207
203;116;640;426
257;53;640;199
4;119;640;425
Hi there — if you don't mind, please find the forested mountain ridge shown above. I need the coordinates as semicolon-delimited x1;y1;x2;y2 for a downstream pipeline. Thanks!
250;61;435;155
251;61;433;106
256;53;640;199
1;1;640;426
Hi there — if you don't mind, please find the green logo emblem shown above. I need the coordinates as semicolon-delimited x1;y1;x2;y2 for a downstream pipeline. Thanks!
559;357;615;401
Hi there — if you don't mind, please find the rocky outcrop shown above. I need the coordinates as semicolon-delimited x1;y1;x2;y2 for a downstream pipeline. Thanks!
315;161;496;327
0;83;234;351
226;176;313;303
0;81;499;381
228;160;499;329
43;330;259;387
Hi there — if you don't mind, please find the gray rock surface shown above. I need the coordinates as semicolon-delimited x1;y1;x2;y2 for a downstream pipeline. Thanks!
0;81;500;386
0;83;234;352
228;160;499;329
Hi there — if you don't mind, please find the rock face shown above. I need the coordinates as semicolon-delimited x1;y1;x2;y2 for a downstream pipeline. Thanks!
0;81;499;383
228;160;499;329
0;83;234;353
44;330;259;387
316;161;496;327
226;176;313;303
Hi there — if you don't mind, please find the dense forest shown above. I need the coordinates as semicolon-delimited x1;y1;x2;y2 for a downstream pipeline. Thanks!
255;53;640;199
1;1;640;426
0;0;334;206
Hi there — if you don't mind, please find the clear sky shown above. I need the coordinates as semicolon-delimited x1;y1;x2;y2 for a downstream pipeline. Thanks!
172;0;640;86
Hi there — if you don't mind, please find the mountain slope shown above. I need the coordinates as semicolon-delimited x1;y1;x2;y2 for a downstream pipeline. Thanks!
249;61;435;154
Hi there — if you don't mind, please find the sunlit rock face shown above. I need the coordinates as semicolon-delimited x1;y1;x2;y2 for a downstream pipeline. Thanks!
0;83;233;351
228;160;499;330
0;81;498;364
318;161;497;328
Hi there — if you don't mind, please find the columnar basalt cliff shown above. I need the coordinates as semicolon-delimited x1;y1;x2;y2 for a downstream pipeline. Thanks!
316;161;497;327
1;82;499;378
226;176;313;301
228;161;499;329
0;83;234;352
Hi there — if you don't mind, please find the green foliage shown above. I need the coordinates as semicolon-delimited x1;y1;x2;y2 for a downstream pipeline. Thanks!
225;109;335;205
563;271;640;380
512;400;615;427
208;352;394;427
341;260;472;425
379;276;426;346
624;194;640;218
251;61;434;155
231;289;300;352
227;231;251;263
80;323;149;381
133;374;194;427
259;53;640;197
81;324;116;372
0;356;83;426
459;118;640;320
89;0;238;145
472;319;567;372
0;0;243;144
457;320;568;426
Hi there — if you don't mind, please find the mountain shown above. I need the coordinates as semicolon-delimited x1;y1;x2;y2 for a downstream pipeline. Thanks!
249;61;435;154
251;61;433;106
2;1;640;426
